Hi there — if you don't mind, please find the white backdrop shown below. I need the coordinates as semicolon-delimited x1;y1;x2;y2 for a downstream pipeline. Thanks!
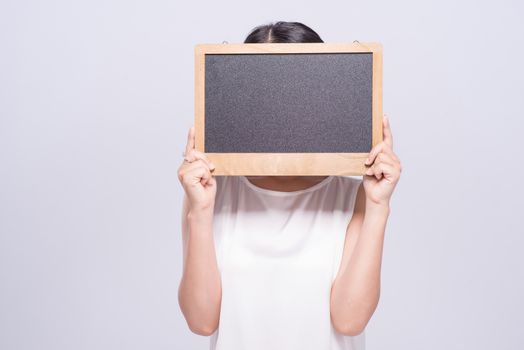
1;0;523;349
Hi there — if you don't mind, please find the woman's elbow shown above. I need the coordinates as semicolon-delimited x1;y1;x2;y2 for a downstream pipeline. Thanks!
187;320;218;336
331;306;371;336
178;301;220;336
332;318;367;336
330;292;379;336
178;288;220;336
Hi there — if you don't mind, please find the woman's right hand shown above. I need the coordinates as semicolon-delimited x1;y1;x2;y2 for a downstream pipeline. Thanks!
177;125;217;211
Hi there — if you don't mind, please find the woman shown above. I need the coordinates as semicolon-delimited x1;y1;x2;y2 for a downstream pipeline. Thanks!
177;21;402;350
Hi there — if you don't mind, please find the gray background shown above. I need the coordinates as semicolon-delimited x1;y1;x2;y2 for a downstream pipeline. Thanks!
1;0;523;349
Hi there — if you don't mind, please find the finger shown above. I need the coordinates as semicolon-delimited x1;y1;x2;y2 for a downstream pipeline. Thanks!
365;142;394;166
374;152;396;167
185;161;212;186
197;166;212;186
185;149;215;170
183;159;216;184
182;159;211;174
365;163;382;180
383;114;393;149
380;148;400;164
373;154;402;177
368;160;398;182
365;161;396;182
383;150;401;167
184;125;195;157
178;159;209;182
390;151;400;163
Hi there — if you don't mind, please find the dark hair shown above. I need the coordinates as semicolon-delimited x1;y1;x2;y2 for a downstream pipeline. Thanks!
244;21;324;43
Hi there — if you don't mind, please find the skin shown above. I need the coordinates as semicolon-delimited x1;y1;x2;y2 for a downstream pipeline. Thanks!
177;115;402;336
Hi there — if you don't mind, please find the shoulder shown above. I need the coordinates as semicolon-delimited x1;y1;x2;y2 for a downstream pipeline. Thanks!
343;176;365;217
213;176;241;211
331;175;364;210
214;175;230;197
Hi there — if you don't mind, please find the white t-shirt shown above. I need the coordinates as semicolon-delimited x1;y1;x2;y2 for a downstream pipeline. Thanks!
209;175;365;350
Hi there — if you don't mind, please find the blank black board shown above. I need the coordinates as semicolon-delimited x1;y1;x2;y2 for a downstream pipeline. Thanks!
204;53;373;153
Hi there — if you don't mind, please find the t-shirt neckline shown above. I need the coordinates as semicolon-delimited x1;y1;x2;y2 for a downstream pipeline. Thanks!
239;175;335;196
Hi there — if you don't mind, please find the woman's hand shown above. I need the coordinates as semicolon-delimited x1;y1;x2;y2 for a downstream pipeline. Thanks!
177;125;217;211
363;115;402;207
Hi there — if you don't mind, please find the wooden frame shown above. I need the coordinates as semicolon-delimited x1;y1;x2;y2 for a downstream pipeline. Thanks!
194;42;383;176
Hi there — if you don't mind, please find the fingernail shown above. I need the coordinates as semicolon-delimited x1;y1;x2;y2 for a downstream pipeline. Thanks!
365;158;370;164
209;162;215;169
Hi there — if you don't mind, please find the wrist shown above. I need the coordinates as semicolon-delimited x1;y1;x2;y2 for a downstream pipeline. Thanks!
188;206;214;220
187;207;214;237
365;202;390;217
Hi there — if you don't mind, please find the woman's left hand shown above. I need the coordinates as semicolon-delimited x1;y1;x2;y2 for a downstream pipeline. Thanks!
363;114;402;207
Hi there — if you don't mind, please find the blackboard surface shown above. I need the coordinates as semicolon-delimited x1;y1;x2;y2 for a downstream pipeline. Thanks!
204;53;373;153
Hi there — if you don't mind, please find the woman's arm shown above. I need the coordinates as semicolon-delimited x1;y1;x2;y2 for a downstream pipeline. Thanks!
330;115;401;336
330;183;389;336
178;193;222;336
177;125;221;336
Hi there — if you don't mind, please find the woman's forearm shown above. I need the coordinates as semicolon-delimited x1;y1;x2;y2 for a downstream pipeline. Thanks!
178;207;222;336
331;203;389;335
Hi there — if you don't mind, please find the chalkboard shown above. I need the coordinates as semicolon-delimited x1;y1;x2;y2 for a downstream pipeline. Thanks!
194;43;382;176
